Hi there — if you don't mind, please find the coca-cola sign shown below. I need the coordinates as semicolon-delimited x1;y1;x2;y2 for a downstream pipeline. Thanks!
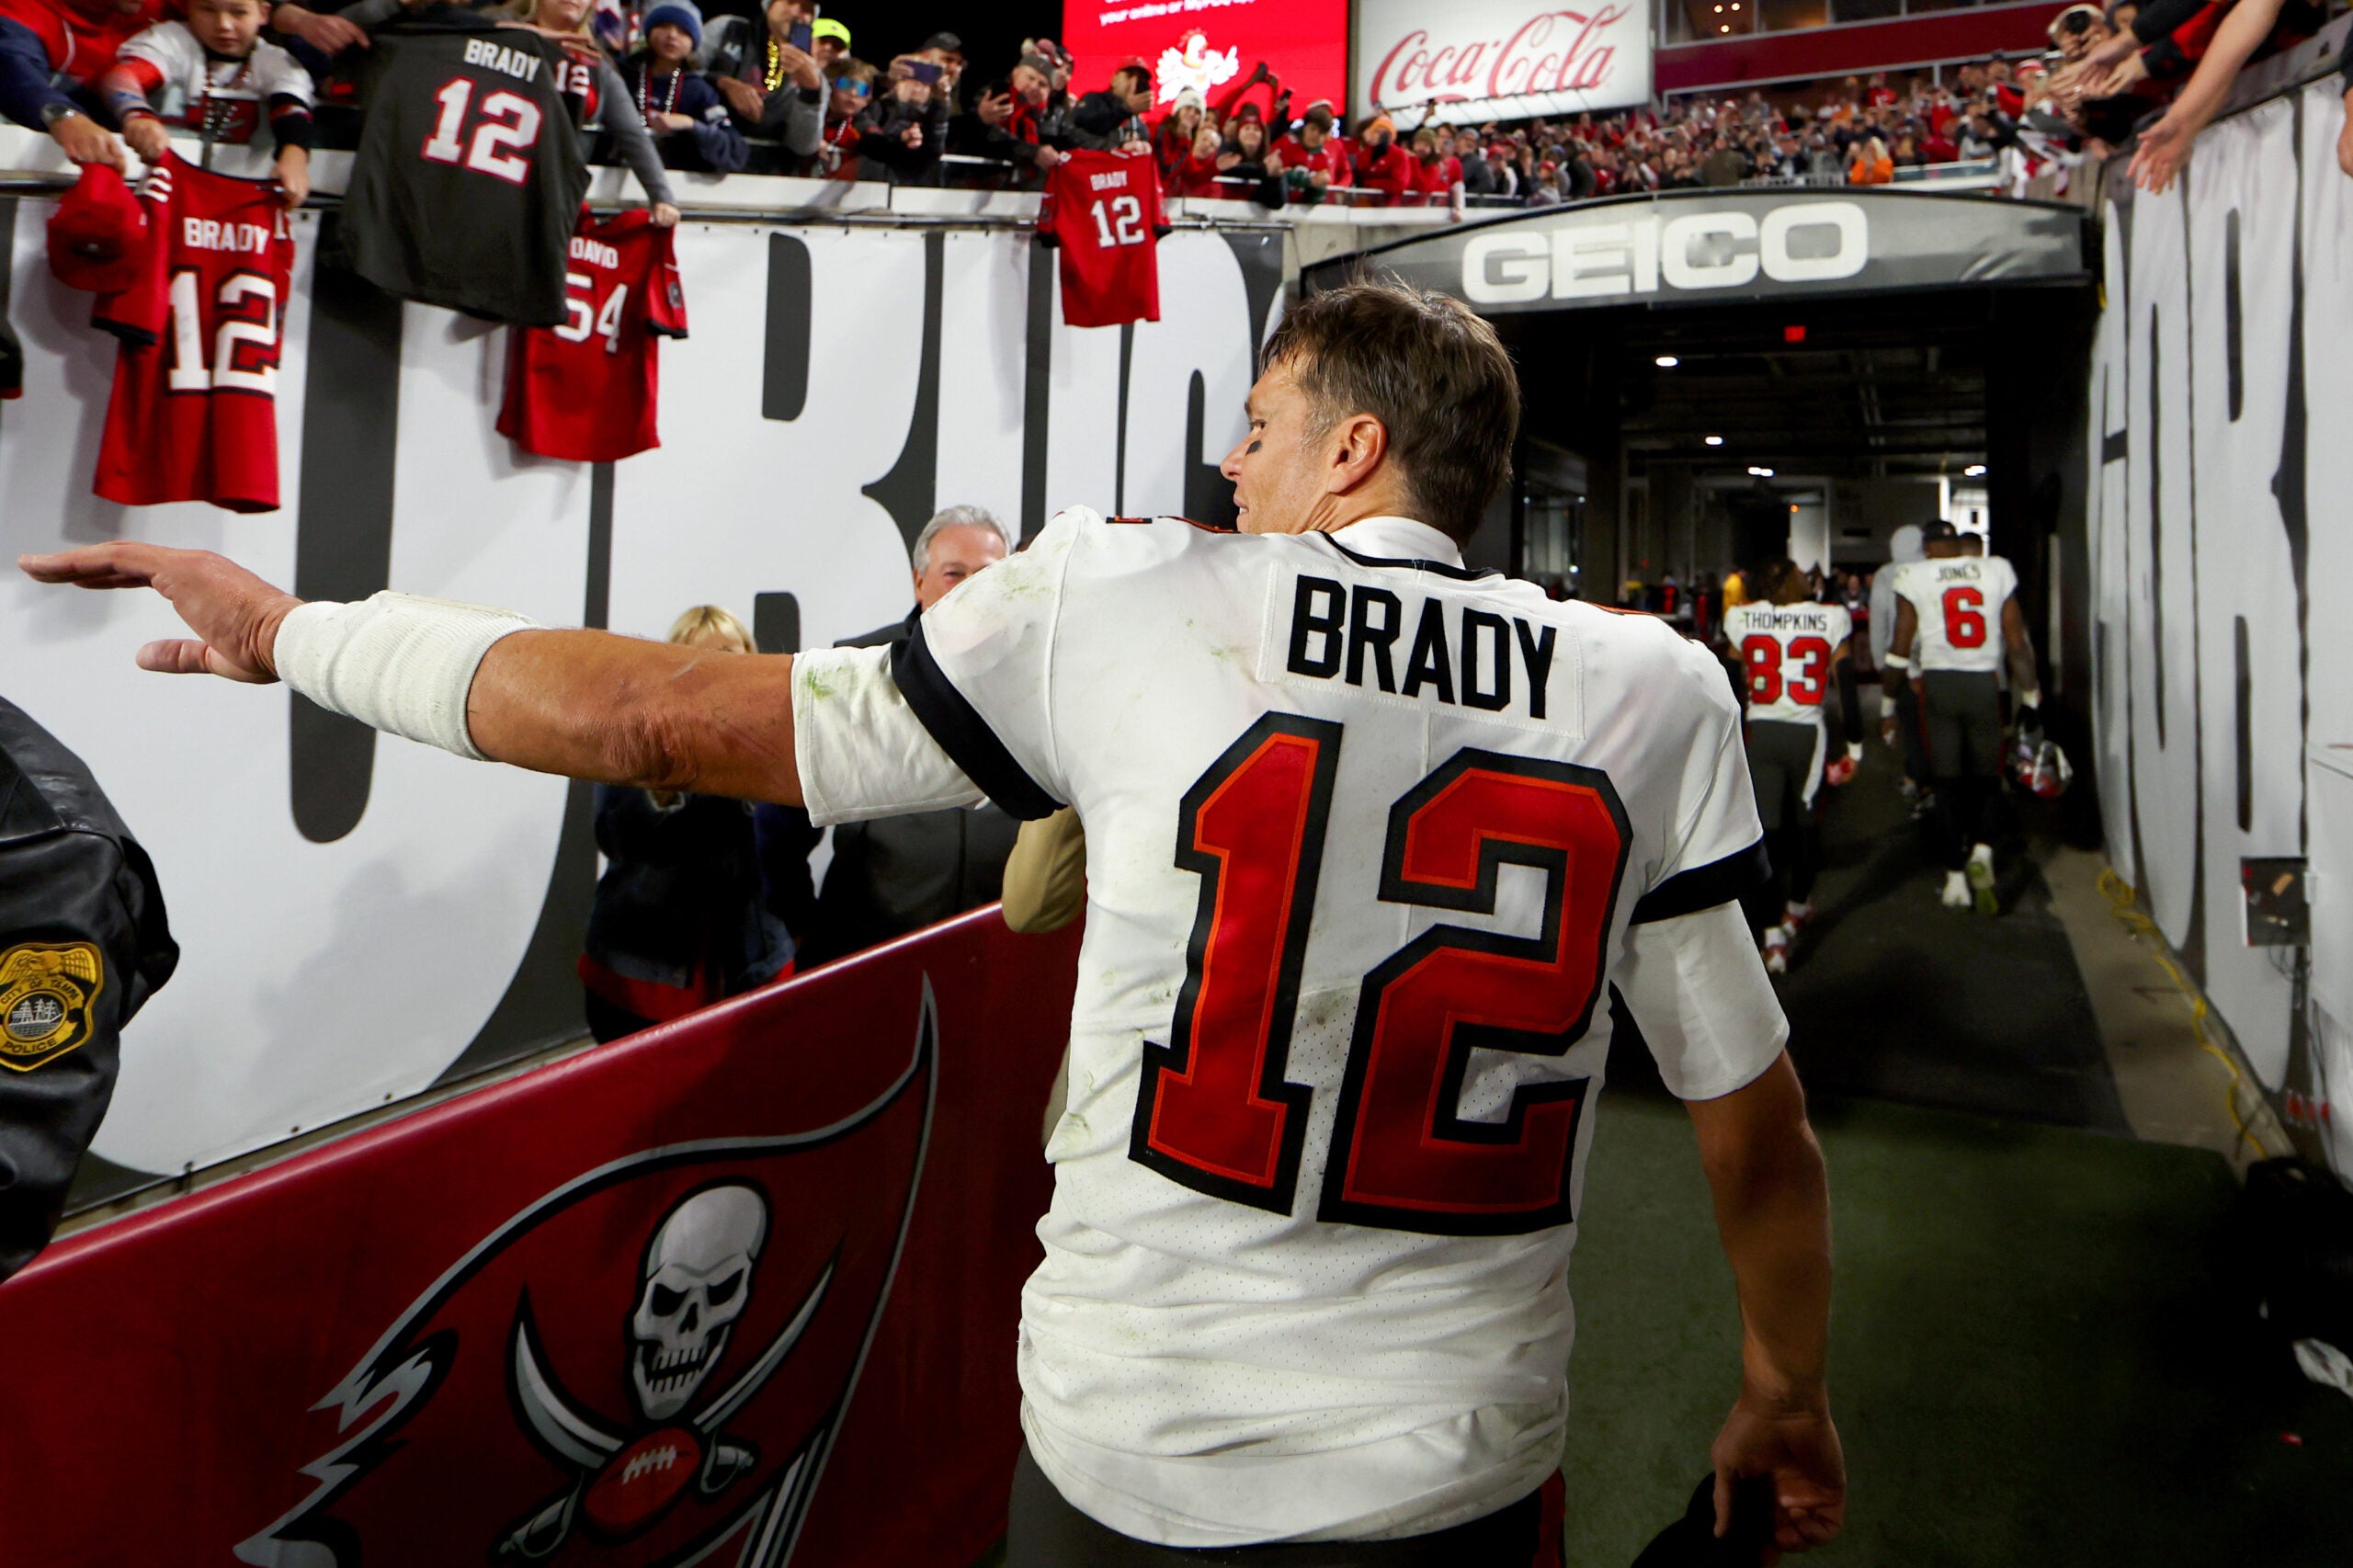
1352;0;1655;125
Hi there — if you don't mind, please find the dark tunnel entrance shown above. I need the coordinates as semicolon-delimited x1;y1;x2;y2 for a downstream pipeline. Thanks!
1302;186;2101;751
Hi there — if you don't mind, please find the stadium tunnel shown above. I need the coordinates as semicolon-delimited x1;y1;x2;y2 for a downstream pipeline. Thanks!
1302;186;2101;772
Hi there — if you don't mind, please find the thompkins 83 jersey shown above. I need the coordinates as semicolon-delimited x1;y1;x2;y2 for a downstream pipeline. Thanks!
1889;553;2018;674
1722;600;1852;726
790;511;1785;1546
90;153;293;513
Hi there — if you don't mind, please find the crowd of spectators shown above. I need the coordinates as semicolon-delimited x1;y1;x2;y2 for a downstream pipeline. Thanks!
2;0;2344;210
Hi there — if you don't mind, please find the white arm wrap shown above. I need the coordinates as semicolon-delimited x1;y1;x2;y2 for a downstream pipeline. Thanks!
1883;651;1910;671
273;592;541;761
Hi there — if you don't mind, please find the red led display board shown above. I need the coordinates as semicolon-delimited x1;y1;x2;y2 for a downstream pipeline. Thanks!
1059;0;1349;123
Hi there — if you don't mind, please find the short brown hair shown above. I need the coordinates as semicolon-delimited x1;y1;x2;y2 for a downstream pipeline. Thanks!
1263;281;1520;545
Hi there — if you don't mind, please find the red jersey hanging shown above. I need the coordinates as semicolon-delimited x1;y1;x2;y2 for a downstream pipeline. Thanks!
497;208;687;462
1038;150;1168;329
90;153;294;513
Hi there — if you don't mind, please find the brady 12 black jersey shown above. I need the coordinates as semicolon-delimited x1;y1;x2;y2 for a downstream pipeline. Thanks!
339;17;588;327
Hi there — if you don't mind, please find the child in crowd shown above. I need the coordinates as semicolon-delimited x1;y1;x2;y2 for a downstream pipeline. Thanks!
620;0;747;175
99;0;313;208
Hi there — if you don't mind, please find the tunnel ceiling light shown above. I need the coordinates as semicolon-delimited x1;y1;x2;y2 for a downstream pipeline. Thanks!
1704;435;1724;446
1719;23;1730;29
1747;465;1775;477
1964;463;1987;476
1654;354;1679;367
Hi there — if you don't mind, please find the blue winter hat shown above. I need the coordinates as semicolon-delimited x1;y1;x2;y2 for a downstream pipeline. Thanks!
642;0;702;51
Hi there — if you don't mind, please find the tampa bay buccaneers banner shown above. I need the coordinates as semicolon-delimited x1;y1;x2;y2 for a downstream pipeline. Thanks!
0;908;1076;1565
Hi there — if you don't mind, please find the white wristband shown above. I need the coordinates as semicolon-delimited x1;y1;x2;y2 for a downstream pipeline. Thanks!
273;592;540;761
1883;652;1910;671
2018;688;2042;711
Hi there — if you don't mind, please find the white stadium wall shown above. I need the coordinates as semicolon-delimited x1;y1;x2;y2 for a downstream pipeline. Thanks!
2085;63;2352;1171
0;196;1283;1195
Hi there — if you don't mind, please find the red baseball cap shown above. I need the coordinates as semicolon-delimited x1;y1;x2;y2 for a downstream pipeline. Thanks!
49;164;149;294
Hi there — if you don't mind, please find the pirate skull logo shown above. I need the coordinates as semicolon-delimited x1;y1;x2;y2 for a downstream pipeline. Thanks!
498;1182;833;1559
631;1184;764;1420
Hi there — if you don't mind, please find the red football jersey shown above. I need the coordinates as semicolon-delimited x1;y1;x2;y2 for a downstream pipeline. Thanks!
497;209;688;462
90;153;293;513
1039;151;1165;329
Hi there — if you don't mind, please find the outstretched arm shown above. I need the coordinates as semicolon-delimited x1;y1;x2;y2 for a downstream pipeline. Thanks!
1687;1051;1845;1554
17;543;806;803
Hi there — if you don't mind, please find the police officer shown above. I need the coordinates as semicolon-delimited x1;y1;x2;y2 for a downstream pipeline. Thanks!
0;696;176;1281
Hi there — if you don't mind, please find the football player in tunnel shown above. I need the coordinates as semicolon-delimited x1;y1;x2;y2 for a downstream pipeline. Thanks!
1721;561;1865;972
1886;523;2044;915
24;282;1845;1567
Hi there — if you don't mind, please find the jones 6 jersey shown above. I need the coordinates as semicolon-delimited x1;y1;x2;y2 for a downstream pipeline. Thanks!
1723;601;1851;725
1891;553;2018;673
1039;150;1166;327
498;209;686;462
789;510;1785;1546
91;154;293;513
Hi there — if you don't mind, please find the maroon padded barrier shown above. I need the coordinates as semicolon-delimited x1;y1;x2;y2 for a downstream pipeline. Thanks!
0;906;1076;1568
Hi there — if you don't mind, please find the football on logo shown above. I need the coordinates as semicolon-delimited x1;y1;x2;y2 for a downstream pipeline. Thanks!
582;1425;702;1535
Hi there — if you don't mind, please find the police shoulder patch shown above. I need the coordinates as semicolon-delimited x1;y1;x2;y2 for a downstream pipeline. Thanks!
0;942;104;1071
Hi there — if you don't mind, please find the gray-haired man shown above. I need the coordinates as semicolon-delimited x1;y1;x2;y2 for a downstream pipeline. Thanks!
799;505;1020;963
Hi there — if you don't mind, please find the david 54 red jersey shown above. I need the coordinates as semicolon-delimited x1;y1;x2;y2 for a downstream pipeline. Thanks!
497;209;687;462
1039;150;1166;328
91;153;293;513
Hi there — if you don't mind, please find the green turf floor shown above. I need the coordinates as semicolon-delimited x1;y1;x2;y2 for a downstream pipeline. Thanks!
1561;1090;2353;1567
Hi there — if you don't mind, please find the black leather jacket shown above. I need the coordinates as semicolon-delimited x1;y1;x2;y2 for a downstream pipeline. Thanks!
0;697;177;1281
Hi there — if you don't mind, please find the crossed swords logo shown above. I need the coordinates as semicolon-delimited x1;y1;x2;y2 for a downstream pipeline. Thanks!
497;1183;834;1559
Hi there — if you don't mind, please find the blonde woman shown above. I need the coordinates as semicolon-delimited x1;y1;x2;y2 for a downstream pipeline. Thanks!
575;607;801;1040
504;0;681;226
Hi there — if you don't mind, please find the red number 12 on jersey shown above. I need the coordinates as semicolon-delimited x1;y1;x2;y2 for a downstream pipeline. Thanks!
1131;715;1631;1235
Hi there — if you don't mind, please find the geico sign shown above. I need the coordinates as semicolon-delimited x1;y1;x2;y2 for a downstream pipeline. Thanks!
1461;202;1869;302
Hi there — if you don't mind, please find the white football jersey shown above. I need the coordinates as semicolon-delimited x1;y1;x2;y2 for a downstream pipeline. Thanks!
1890;554;2017;675
1722;601;1852;726
118;22;314;142
791;510;1786;1546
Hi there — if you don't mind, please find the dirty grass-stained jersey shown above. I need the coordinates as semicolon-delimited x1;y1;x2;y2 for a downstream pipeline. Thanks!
1888;553;2018;674
789;509;1784;1547
340;18;587;326
91;153;294;513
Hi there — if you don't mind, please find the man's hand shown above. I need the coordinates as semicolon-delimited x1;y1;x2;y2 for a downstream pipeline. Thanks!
274;143;310;210
649;200;680;227
17;543;300;683
1033;144;1063;170
50;110;127;171
772;41;819;91
716;74;765;120
1711;1391;1846;1560
652;109;695;134
976;89;1012;128
272;4;369;54
121;114;171;163
2130;110;2191;193
2340;86;2353;179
